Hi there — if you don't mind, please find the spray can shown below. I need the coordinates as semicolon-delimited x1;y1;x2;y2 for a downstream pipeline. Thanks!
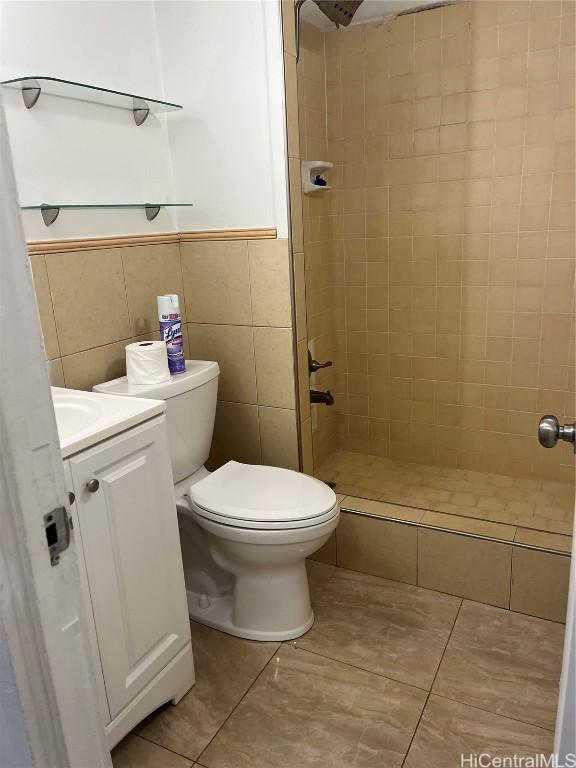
157;294;185;375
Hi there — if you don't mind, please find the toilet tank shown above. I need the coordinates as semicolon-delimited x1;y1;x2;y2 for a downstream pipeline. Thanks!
93;360;219;484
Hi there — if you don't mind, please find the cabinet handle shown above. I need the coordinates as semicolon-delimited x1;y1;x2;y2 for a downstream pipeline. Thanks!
68;491;75;505
86;479;100;493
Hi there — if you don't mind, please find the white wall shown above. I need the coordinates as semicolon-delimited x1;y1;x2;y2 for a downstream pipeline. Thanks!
0;1;176;240
154;0;288;237
0;0;288;241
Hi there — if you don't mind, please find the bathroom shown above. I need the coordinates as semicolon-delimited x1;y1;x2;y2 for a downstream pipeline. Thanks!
0;0;574;766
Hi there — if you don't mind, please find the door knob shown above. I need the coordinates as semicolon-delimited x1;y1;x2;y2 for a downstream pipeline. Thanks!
308;350;332;374
86;478;100;493
538;415;576;450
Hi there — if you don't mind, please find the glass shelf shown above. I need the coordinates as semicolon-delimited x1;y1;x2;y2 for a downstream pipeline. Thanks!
21;203;194;226
1;76;182;125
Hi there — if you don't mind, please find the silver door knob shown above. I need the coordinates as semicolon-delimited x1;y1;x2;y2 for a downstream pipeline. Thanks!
538;416;576;449
86;479;100;493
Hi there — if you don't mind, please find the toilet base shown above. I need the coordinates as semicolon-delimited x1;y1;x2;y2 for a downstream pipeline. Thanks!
186;588;314;642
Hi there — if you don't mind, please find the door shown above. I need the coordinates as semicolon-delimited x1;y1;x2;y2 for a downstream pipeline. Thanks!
537;415;575;758
69;417;190;718
0;95;111;766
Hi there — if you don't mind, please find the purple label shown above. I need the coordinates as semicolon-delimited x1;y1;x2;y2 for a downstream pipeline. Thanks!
160;320;185;374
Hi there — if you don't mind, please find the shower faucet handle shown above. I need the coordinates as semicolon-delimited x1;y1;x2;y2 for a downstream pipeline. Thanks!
308;350;333;374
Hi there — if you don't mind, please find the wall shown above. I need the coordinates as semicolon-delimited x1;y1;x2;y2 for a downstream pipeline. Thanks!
155;1;288;237
32;236;299;471
0;0;176;240
1;0;288;240
300;0;575;484
3;0;299;470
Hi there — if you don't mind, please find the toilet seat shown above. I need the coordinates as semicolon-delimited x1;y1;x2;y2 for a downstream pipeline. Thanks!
187;460;339;530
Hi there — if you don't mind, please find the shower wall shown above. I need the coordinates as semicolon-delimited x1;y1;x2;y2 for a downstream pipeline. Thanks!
305;0;575;483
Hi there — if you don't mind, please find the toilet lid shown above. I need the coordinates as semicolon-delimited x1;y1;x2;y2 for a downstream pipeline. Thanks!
188;461;337;524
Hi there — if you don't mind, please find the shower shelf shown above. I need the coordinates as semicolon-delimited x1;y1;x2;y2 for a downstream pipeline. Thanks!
20;203;194;227
1;76;182;126
302;161;333;194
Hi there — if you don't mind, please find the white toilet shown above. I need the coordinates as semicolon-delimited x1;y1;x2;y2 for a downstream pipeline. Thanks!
94;361;339;641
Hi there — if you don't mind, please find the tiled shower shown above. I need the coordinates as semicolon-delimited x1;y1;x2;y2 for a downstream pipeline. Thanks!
295;1;575;532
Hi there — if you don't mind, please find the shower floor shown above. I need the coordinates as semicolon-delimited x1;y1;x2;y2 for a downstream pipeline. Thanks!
315;450;574;536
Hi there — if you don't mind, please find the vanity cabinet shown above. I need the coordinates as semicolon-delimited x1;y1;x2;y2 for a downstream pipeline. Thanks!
65;415;193;748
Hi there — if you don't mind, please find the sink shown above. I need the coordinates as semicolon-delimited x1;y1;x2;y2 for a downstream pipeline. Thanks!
51;387;166;458
52;391;105;444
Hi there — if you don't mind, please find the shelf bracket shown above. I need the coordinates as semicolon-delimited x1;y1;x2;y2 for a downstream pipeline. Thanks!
145;205;160;222
21;79;41;109
40;204;59;227
132;97;150;126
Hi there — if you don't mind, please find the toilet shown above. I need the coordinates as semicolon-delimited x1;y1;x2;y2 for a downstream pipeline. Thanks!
94;360;339;641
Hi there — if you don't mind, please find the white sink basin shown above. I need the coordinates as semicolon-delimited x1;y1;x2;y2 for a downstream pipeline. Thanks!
51;387;166;458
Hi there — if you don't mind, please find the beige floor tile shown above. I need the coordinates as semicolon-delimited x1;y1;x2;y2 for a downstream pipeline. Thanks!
510;548;571;623
337;512;418;584
343;495;425;523
293;567;461;690
137;623;279;760
112;734;193;768
199;645;427;768
433;601;564;730
316;449;574;535
306;559;337;597
404;695;554;768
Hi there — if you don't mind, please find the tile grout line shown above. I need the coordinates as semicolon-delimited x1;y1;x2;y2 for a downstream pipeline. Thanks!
400;596;464;767
195;642;282;765
284;643;433;694
430;691;557;734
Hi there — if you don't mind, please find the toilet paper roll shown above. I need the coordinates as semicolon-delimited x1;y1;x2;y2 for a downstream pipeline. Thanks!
125;341;171;385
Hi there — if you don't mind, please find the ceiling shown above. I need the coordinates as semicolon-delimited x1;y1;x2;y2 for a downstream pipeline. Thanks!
300;0;446;29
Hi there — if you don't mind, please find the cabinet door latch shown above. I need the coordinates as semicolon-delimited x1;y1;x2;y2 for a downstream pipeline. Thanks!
44;506;73;567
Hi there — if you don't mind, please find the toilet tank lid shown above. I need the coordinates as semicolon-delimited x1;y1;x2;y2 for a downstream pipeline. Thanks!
93;360;219;399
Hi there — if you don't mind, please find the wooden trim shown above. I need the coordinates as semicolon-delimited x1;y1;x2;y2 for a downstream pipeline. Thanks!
179;228;276;242
27;227;277;254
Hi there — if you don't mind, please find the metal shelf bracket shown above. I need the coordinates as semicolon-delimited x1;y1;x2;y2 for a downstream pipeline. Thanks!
145;205;160;221
132;98;150;126
22;79;41;109
40;204;60;227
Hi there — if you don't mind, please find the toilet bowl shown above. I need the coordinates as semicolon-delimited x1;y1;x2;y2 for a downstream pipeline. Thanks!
94;361;339;641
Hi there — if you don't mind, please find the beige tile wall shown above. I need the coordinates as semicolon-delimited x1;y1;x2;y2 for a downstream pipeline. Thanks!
292;0;575;483
31;237;300;471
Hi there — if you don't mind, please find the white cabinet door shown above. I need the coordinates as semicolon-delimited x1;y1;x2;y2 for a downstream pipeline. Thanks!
69;417;190;718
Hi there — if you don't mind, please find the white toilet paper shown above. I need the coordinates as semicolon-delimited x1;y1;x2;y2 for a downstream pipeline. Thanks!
125;341;171;385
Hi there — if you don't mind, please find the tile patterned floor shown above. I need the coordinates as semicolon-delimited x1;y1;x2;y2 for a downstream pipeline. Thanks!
112;563;564;768
316;449;575;535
